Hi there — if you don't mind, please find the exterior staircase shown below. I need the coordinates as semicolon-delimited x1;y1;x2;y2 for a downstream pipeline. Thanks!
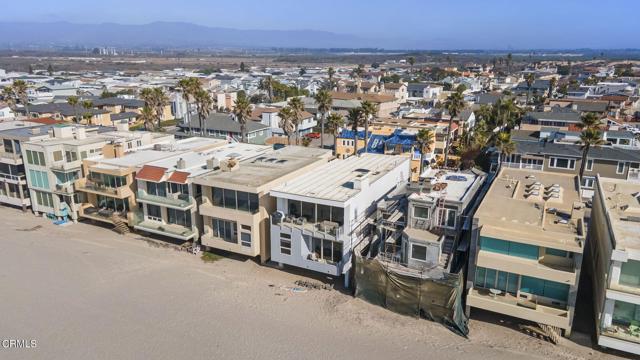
111;215;130;235
438;236;455;269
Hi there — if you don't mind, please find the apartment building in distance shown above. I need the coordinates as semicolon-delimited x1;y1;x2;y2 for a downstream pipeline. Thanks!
269;153;410;286
0;123;54;209
194;146;332;262
75;137;220;231
588;176;640;355
466;167;586;336
22;124;173;222
133;142;271;242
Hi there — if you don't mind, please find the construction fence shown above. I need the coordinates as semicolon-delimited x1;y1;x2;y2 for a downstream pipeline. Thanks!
354;256;469;337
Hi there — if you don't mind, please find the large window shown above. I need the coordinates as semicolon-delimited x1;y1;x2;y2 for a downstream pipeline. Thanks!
146;181;167;197
411;244;428;261
34;190;54;208
97;195;129;212
147;204;162;221
480;236;539;260
617;161;626;174
26;150;46;166
520;276;569;302
438;207;457;228
91;172;126;188
212;187;258;213
620;259;640;288
65;151;78;162
168;208;191;228
3;139;13;153
309;237;342;263
28;170;49;189
288;200;344;226
474;267;518;295
53;150;63;162
212;218;237;243
613;300;640;327
414;206;429;220
53;170;80;185
168;182;188;195
549;157;576;170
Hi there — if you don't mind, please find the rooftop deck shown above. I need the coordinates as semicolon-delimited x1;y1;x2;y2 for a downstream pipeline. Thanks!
598;177;640;251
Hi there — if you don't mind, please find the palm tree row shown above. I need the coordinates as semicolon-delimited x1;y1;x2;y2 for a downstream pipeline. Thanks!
140;87;169;131
2;80;29;117
177;78;213;136
314;89;332;149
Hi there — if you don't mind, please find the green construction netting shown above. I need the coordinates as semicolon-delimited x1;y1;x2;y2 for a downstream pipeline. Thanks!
355;256;469;336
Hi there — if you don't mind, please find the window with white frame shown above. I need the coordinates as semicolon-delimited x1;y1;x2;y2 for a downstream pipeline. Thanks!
549;157;576;170
146;204;162;221
617;161;626;174
438;207;457;228
581;176;595;189
413;206;429;220
411;244;428;261
586;159;594;171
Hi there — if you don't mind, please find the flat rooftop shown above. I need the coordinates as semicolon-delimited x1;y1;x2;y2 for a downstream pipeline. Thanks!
598;177;640;251
476;168;585;250
194;146;331;190
410;168;485;203
271;153;409;203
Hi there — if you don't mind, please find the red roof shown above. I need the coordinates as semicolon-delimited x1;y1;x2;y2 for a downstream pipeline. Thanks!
28;117;62;125
136;165;167;182
167;171;189;184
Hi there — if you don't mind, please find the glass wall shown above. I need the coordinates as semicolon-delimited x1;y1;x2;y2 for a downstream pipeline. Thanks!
620;260;640;288
212;218;237;243
97;195;129;212
480;236;539;260
212;187;259;213
474;267;519;295
307;236;343;263
288;200;344;226
90;172;127;188
168;208;191;228
146;181;167;197
520;276;569;302
613;300;640;327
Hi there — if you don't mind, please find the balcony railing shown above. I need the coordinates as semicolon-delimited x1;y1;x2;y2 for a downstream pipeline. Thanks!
272;212;344;238
602;324;640;344
0;172;25;182
501;161;543;171
136;190;194;209
134;220;196;240
0;152;22;162
54;182;75;194
50;160;82;171
75;178;131;198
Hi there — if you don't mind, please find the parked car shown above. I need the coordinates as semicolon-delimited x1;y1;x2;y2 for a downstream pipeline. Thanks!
305;132;321;139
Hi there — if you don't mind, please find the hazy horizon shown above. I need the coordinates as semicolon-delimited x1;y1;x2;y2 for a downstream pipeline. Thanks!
3;0;640;50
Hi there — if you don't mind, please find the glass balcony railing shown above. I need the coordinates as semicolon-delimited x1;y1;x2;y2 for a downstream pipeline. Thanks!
136;190;194;209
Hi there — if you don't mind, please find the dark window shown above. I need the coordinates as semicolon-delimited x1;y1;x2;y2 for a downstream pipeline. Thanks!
223;189;236;209
288;200;301;217
213;187;223;206
237;191;249;211
147;204;162;219
249;193;259;213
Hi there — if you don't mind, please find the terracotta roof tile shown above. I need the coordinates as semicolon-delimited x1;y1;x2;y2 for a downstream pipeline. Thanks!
136;165;167;182
167;171;189;184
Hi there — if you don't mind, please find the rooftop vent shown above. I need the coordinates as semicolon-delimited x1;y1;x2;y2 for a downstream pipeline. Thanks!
177;158;186;170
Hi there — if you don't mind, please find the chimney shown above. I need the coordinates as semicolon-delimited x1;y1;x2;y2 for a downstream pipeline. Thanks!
206;157;220;170
177;158;186;170
113;143;124;158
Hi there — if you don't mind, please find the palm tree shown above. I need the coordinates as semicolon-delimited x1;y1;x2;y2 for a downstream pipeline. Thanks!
67;95;80;123
12;80;29;117
408;56;416;73
277;106;295;145
81;100;93;124
288;97;304;145
193;89;212;136
578;112;601;130
177;77;200;135
500;98;520;129
259;76;274;102
314;89;332;149
495;132;516;164
233;94;252;142
577;127;605;181
443;90;465;166
360;100;378;153
152;88;169;130
548;77;557;99
347;108;364;157
140;105;156;131
350;65;365;93
525;73;535;105
326;112;344;156
327;67;336;90
1;86;16;113
415;128;435;174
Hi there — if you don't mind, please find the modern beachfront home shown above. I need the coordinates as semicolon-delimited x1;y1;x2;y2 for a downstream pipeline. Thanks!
466;167;586;337
269;153;411;286
194;146;332;262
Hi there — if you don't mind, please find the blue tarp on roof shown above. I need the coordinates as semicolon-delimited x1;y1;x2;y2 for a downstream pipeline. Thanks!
339;129;365;140
385;130;416;153
367;134;387;154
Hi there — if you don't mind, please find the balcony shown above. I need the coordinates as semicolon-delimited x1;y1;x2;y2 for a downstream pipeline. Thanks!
0;193;30;207
79;204;128;224
54;182;75;194
0;172;26;183
0;152;23;165
272;212;344;240
75;178;132;198
467;287;570;330
134;220;196;240
136;190;195;210
477;250;577;285
50;160;82;172
501;161;543;171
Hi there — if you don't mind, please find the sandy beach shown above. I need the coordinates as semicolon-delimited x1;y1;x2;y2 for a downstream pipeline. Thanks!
0;206;632;360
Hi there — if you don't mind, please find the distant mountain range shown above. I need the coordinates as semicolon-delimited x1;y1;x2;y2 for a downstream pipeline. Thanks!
0;21;388;50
